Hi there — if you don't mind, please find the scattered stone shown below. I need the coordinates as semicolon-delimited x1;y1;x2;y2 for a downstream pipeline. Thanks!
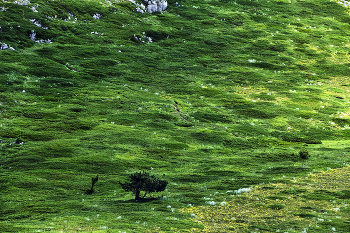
338;0;350;7
29;30;52;43
133;32;153;43
144;0;167;14
129;0;167;14
0;43;15;50
13;0;31;5
93;13;101;19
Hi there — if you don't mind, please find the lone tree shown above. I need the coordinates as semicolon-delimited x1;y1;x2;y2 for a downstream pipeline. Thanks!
119;171;168;201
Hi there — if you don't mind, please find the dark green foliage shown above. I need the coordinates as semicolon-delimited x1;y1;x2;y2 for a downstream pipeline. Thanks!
299;149;310;160
119;171;168;200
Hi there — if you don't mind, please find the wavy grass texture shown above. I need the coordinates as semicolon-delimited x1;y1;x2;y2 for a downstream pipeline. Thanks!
1;0;350;232
181;166;350;232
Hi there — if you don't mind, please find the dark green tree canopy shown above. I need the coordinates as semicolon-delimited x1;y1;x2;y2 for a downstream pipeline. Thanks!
120;171;168;201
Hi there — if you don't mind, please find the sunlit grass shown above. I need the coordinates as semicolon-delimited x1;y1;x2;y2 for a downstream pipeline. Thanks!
2;0;350;231
181;166;350;232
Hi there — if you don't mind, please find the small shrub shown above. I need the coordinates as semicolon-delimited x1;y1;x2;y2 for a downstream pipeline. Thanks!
85;174;98;195
299;149;310;159
119;171;168;201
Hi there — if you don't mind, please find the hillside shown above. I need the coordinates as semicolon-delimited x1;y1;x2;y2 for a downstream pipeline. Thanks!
1;0;350;232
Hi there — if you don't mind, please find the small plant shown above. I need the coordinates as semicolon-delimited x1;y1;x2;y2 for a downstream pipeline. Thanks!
299;149;310;160
85;174;98;195
119;171;168;201
13;138;24;145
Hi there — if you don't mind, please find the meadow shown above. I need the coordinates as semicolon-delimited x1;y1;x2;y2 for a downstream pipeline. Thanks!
1;0;350;232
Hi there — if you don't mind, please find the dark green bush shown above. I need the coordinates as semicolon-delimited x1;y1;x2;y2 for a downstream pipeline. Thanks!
299;149;310;159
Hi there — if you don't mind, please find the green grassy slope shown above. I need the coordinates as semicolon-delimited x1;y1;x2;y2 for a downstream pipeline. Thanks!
1;0;350;232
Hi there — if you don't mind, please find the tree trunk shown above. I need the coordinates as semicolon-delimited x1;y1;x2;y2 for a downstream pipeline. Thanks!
135;190;141;201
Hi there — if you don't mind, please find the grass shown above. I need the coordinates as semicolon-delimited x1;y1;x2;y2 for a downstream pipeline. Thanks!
181;165;350;232
1;0;350;232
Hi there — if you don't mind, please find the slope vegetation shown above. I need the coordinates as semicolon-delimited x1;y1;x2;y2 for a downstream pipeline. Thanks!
1;0;350;232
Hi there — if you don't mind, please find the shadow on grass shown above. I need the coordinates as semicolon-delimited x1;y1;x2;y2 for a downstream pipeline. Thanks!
104;197;165;205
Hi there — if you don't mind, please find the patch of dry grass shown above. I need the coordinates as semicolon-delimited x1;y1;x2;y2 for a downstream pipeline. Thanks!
181;166;350;232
